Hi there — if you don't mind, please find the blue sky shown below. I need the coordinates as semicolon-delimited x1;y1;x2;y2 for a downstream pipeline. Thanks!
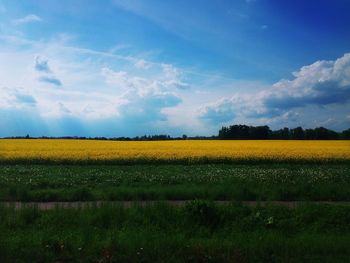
0;0;349;137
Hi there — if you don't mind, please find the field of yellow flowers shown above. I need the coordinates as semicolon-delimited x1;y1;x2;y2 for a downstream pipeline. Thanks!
0;139;349;163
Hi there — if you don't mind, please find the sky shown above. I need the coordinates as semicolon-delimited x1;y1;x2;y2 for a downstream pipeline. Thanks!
0;0;350;137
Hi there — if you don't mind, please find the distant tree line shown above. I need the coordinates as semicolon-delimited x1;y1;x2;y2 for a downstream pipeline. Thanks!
4;126;350;140
218;125;350;140
5;134;217;141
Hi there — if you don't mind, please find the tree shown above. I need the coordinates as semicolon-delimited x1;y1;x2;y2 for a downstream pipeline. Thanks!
342;128;350;139
250;126;272;139
313;127;339;140
272;128;290;139
305;129;316;140
218;124;271;139
290;127;304;140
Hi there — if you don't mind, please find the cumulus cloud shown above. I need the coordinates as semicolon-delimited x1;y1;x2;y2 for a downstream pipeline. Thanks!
199;53;350;124
264;53;350;111
101;68;147;92
101;67;182;122
12;14;42;25
199;97;237;124
120;92;181;122
102;62;189;92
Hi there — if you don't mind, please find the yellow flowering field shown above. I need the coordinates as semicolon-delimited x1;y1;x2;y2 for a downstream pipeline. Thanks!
0;139;349;163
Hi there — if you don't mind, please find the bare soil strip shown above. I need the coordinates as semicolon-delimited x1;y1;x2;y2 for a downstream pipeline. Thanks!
2;201;350;210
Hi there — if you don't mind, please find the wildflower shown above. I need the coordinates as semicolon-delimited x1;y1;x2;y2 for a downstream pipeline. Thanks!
267;216;274;225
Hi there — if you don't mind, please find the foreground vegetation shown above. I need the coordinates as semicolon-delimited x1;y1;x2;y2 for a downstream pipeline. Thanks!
1;163;349;201
2;139;349;261
1;139;349;163
1;202;349;262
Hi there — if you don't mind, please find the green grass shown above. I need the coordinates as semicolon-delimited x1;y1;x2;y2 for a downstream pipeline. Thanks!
3;163;350;262
0;202;350;262
0;163;349;201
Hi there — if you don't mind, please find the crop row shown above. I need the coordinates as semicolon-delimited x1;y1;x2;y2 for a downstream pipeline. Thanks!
1;164;349;201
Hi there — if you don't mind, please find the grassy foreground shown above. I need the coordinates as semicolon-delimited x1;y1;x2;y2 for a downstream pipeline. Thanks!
1;163;349;201
1;202;350;263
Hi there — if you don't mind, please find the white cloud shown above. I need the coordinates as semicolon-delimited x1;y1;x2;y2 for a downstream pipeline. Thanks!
134;59;152;69
101;68;147;93
101;62;188;94
199;53;350;128
263;53;350;109
0;31;192;135
7;21;348;135
101;67;182;122
162;79;189;90
199;97;238;124
2;29;348;134
0;36;121;121
0;87;36;109
40;102;71;118
161;63;180;79
12;14;43;25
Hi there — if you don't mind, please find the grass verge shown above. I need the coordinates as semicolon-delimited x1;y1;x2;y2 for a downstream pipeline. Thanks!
0;201;350;262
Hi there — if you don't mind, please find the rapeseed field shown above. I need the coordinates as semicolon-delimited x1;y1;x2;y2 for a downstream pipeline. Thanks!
0;139;349;163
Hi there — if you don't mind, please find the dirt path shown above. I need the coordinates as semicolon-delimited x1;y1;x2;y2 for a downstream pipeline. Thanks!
2;200;350;210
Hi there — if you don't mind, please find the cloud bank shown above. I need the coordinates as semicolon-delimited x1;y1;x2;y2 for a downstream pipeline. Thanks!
200;53;350;127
